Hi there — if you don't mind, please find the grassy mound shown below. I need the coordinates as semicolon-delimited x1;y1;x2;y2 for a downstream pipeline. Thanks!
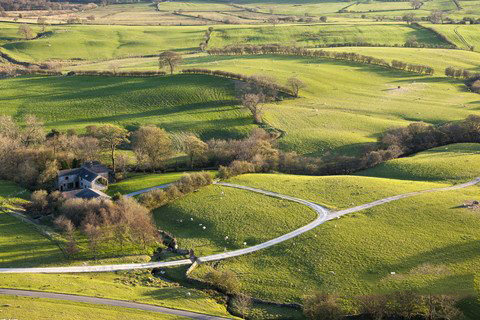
359;143;480;182
0;74;255;138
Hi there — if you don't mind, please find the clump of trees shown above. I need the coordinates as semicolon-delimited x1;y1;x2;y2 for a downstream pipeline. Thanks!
445;66;480;79
303;291;465;320
132;126;172;172
138;172;213;210
30;191;158;257
199;26;213;52
207;44;435;75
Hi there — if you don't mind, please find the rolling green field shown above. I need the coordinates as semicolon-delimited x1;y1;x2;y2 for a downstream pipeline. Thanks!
0;295;186;320
0;21;451;63
360;143;480;182
427;24;480;52
208;23;448;48
0;74;255;138
154;184;315;256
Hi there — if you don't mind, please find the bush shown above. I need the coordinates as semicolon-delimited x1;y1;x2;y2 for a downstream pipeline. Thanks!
303;293;344;320
204;268;241;294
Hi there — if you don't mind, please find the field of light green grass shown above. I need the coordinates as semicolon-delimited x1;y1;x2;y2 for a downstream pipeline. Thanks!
426;24;480;52
0;20;451;63
360;143;480;182
0;74;256;138
0;295;186;320
107;172;185;196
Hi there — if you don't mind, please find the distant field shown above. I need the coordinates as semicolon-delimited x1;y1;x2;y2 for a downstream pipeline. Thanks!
324;47;480;74
0;23;208;62
0;21;451;63
0;295;185;320
427;24;480;52
208;23;449;48
0;74;255;139
360;143;480;182
54;53;480;156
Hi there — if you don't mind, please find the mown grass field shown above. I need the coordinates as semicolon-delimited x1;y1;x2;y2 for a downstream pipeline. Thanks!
0;295;186;320
0;74;256;138
360;143;480;182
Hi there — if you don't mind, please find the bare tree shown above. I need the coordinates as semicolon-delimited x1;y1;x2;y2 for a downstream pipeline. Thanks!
21;115;45;146
0;115;20;141
132;126;172;171
233;294;252;318
241;93;264;124
91;124;129;173
54;215;79;256
410;0;423;9
158;51;183;75
286;77;306;97
429;10;444;24
183;135;208;169
18;24;34;40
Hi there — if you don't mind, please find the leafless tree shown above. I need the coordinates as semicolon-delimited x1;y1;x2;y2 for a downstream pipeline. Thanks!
132;126;172;171
286;77;306;97
158;51;183;74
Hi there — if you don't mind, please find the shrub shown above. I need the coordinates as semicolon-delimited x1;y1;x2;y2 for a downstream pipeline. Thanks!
204;268;241;294
303;293;344;320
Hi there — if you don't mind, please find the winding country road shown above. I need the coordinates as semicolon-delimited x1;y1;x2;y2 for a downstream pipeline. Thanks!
2;177;480;273
0;288;228;320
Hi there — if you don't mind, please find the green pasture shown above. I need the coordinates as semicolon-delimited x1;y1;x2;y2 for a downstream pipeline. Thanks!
427;24;480;52
107;172;185;196
0;74;255;138
154;185;316;256
324;46;480;74
201;185;480;303
360;143;480;182
0;22;208;62
208;23;448;48
0;295;186;320
0;272;231;317
0;21;451;63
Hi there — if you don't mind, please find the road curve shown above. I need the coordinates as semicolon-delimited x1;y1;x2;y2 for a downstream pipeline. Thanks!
1;177;480;274
0;288;229;320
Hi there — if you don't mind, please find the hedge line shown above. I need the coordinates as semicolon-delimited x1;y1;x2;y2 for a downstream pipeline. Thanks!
208;44;435;75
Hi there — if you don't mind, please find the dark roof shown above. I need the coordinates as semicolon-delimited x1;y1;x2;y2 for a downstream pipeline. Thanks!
82;161;111;174
76;188;110;199
77;167;99;182
58;168;81;177
62;188;110;200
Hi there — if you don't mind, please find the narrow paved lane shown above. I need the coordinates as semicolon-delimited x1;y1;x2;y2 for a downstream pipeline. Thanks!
124;183;172;198
0;288;230;320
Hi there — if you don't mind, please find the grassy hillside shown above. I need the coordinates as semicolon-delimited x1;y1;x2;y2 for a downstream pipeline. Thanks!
0;74;255;138
107;172;185;196
154;184;316;256
0;21;450;63
427;24;480;52
208;23;448;48
0;295;186;320
0;23;208;62
359;143;480;182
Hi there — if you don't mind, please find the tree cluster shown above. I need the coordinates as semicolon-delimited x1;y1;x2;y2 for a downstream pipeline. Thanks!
138;172;213;210
199;27;213;52
208;44;435;75
466;75;480;94
303;291;464;320
30;191;158;257
445;67;479;79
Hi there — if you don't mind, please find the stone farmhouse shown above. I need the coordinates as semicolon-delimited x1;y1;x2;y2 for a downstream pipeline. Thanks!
56;161;112;199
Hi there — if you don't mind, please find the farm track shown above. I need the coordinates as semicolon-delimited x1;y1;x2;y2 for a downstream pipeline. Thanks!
454;26;472;50
2;177;480;274
0;288;230;320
